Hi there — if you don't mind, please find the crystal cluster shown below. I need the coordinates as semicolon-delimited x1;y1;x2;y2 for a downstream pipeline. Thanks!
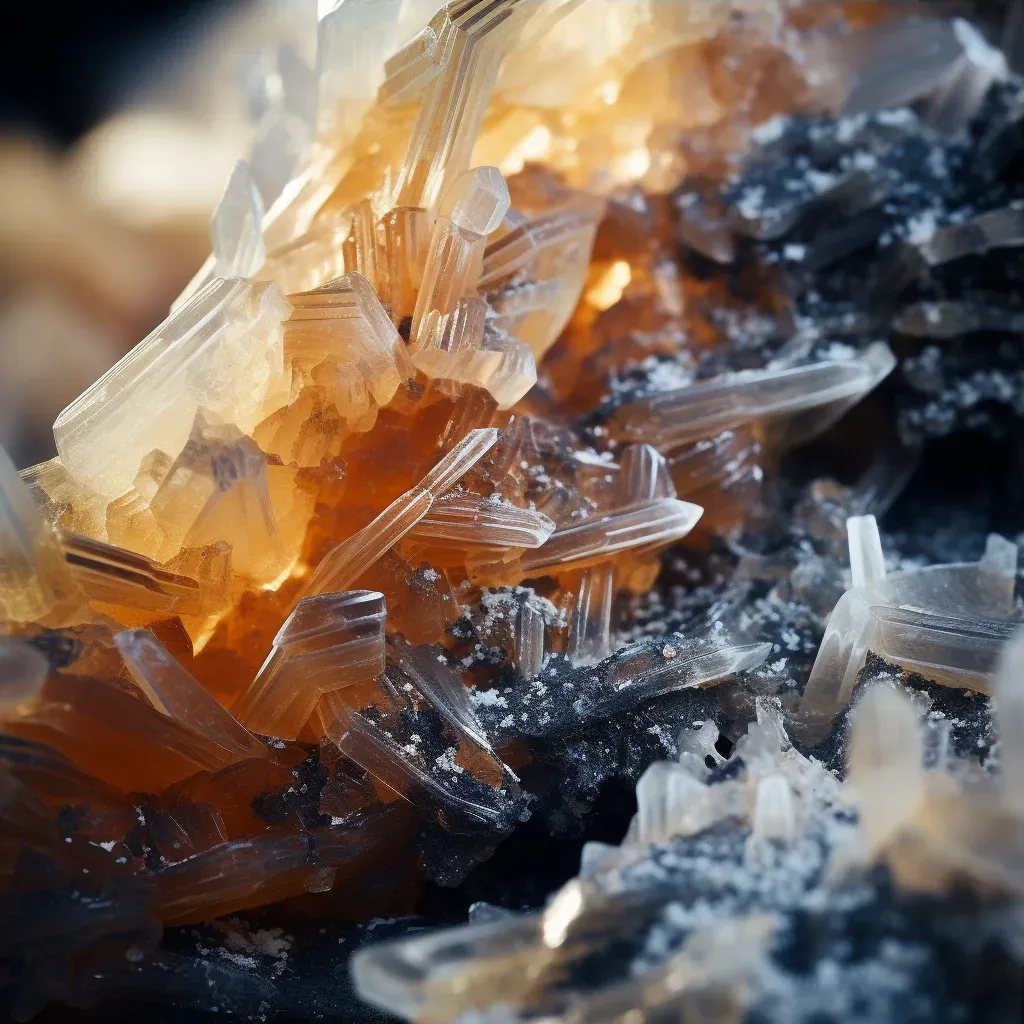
1;0;1024;1020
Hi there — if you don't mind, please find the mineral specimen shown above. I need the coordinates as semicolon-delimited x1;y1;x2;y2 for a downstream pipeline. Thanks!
1;0;1023;1020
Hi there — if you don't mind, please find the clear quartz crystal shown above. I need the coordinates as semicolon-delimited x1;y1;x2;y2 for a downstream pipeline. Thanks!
233;589;386;738
411;493;555;548
514;596;546;679
611;344;896;453
567;562;615;665
799;518;1021;741
518;499;703;574
213;160;268;279
848;683;926;851
847;514;886;589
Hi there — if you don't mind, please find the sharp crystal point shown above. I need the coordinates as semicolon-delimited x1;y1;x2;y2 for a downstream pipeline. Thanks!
848;682;926;851
115;629;267;760
212;160;267;279
847;514;886;590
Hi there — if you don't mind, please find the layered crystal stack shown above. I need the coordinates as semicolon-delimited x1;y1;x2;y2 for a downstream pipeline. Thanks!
2;0;1022;1018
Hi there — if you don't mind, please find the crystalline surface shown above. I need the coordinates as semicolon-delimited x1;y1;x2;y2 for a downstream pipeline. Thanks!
54;279;290;500
6;1;1020;1017
234;589;386;739
116;629;267;761
0;445;82;623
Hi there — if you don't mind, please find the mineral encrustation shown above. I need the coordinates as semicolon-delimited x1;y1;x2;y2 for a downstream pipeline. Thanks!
2;0;1024;1021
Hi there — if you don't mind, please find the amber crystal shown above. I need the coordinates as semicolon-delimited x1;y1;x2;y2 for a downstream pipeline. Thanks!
10;0;1002;1016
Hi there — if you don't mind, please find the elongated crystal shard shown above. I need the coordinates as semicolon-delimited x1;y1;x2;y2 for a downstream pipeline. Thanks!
514;596;545;679
62;533;203;617
847;515;885;590
303;489;434;597
316;660;520;832
480;196;602;358
387;633;493;752
567;562;615;665
234;589;386;739
798;588;878;741
518;498;703;574
54;279;290;500
419;427;499;494
411;493;555;548
617;443;676;506
610;344;896;453
305;427;498;596
115;629;267;760
213;160;267;279
379;206;430;322
410;168;510;358
396;1;551;213
0;445;83;623
340;199;382;292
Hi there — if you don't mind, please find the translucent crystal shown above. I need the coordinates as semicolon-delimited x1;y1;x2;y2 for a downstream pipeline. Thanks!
847;514;885;589
395;1;562;212
410;168;510;364
62;532;203;618
514;595;546;680
212;160;267;279
517;498;703;575
617;442;676;506
317;0;404;143
480;196;603;359
567;562;615;665
145;413;286;583
0;444;82;623
751;773;797;843
631;759;710;846
54;279;290;501
315;657;520;831
233;589;386;739
410;493;555;548
287;271;413;423
439;166;511;236
115;629;267;761
611;344;896;453
917;203;1024;266
800;520;1022;741
302;428;497;597
387;633;494;752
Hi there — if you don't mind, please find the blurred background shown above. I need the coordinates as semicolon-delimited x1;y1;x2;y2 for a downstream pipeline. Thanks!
0;0;318;469
0;0;1019;471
